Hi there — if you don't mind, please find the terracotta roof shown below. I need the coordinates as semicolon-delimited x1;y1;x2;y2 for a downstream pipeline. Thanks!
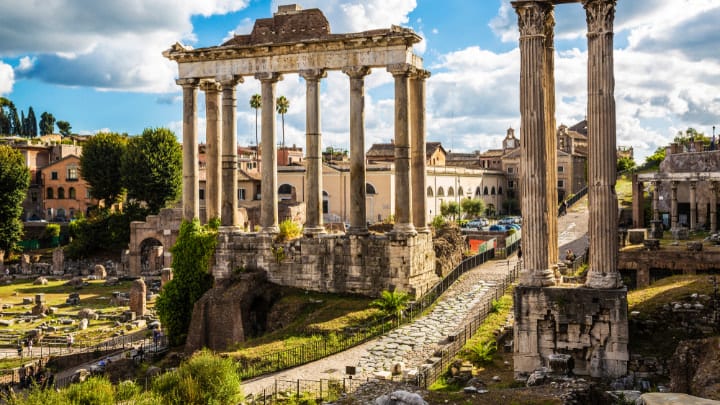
479;149;505;158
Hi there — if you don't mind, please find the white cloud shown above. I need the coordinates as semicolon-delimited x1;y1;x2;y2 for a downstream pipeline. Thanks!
273;0;417;33
0;62;14;95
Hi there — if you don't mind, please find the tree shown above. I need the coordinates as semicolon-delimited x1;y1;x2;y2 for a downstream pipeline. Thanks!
122;127;182;214
370;290;411;321
39;112;55;135
80;132;127;205
57;120;72;137
9;105;21;136
643;146;666;170
26;107;37;137
20;110;26;137
156;219;216;346
460;198;485;219
0;145;30;255
616;156;636;172
250;94;261;166
276;95;289;148
440;201;461;222
0;97;11;134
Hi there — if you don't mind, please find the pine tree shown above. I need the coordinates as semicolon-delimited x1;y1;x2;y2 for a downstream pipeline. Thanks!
27;107;37;137
9;105;21;136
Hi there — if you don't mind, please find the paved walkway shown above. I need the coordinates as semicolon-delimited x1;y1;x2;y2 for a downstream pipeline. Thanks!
241;200;589;396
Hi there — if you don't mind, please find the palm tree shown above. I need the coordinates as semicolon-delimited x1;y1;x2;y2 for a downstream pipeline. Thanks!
370;290;411;323
249;94;261;167
276;95;290;149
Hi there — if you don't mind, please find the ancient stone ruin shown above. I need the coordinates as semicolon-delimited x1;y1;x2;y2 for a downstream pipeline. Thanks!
511;0;628;379
129;278;147;317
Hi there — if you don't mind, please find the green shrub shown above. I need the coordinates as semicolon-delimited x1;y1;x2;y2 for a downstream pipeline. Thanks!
115;380;141;402
431;215;445;230
3;385;65;405
370;290;410;320
278;219;302;241
468;340;497;365
42;223;61;239
152;348;242;405
64;376;115;405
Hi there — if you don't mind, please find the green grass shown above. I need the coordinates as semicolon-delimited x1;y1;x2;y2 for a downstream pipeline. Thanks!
458;292;513;366
627;274;715;314
616;174;634;206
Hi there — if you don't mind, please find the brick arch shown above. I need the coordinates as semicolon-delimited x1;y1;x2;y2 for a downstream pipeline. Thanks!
128;208;183;276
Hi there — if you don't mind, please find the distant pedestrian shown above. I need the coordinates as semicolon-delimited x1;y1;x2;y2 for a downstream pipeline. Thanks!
66;334;74;351
17;341;23;358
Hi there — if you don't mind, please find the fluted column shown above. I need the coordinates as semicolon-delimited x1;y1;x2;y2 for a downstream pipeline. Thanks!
412;70;431;232
544;6;559;265
583;0;622;289
300;69;327;236
218;75;243;228
343;66;371;235
652;181;660;222
257;72;283;234
514;1;554;286
177;78;199;222
689;180;697;230
671;181;678;229
388;63;416;236
711;181;718;233
201;80;222;222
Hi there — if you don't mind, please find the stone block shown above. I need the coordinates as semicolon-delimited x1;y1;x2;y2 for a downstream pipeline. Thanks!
373;370;392;380
627;229;647;245
79;318;88;330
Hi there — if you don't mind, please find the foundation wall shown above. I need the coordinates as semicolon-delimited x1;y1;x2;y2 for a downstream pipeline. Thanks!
513;286;629;379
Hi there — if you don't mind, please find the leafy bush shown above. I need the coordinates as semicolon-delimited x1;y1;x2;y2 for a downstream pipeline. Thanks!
64;376;115;405
431;215;446;230
114;380;141;402
370;290;410;320
277;219;302;241
468;340;497;365
152;348;242;405
156;219;216;346
3;385;65;405
42;223;61;239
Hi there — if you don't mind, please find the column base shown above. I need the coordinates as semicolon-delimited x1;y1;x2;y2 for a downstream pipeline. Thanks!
260;225;280;236
585;270;623;289
388;223;417;239
303;226;327;237
415;226;431;234
519;268;556;287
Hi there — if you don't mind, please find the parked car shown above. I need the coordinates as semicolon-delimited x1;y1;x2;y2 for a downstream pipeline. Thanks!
489;224;507;232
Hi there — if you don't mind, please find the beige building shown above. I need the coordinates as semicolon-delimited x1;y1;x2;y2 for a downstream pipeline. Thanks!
41;155;96;221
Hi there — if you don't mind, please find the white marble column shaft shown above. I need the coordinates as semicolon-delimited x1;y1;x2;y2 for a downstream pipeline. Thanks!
544;8;559;265
257;73;283;234
300;69;327;236
411;70;431;232
583;0;622;289
202;81;222;222
177;78;199;222
219;75;242;228
343;66;371;234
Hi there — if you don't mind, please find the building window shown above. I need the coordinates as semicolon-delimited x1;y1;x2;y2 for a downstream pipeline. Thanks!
508;180;515;189
498;186;503;195
427;186;434;197
322;191;329;214
46;187;54;199
484;186;489;195
458;186;464;196
238;188;246;201
491;186;496;195
558;166;564;173
558;180;565;188
507;167;513;173
67;166;79;180
51;171;58;180
366;183;377;195
57;187;65;199
31;191;38;202
199;189;205;200
475;187;482;197
69;187;76;200
278;184;293;194
448;187;455;197
437;187;445;197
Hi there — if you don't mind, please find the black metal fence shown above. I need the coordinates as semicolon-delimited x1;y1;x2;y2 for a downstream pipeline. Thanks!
563;186;588;211
237;246;498;380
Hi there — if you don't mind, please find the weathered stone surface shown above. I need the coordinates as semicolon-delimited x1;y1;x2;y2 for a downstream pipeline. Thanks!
52;248;64;275
160;268;173;289
374;390;427;405
129;279;147;317
639;392;720;405
669;337;720;399
77;308;99;320
33;277;48;285
185;271;281;352
93;265;106;279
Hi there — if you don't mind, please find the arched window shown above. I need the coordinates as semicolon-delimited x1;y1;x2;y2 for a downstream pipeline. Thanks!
322;191;329;214
56;208;66;219
491;187;496;195
483;186;489;195
426;186;434;197
69;187;76;199
69;208;75;218
458;186;464;196
437;187;445;197
57;187;65;199
366;183;377;195
46;187;54;199
278;184;293;194
448;187;455;196
475;187;482;197
498;186;503;195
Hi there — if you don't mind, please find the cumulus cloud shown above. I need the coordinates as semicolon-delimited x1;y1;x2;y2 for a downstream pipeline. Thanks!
0;0;249;93
0;62;13;95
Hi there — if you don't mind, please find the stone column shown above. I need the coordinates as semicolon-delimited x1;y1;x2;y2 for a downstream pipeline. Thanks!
201;80;222;222
711;181;718;233
671;181;678;229
388;63;416;236
652;181;660;221
583;0;622;289
631;176;644;228
689;180;697;230
412;70;431;232
514;1;554;286
544;6;559;265
129;278;147;317
300;69;327;236
177;78;199;221
343;66;371;234
257;73;283;234
219;75;243;228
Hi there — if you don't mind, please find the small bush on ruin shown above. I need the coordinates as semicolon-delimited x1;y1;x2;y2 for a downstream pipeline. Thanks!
277;219;302;241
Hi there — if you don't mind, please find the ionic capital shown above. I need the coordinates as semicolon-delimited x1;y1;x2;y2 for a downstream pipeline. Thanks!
254;72;283;83
513;1;553;37
411;69;431;81
175;78;199;88
387;63;416;77
342;66;371;79
216;74;243;88
299;69;327;81
199;80;222;93
583;0;616;34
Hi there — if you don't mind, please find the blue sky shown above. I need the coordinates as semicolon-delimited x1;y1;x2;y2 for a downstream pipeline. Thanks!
1;0;719;162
